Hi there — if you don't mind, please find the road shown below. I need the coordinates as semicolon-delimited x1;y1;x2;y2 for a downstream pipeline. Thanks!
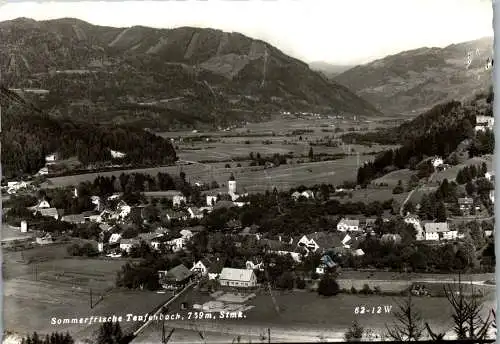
132;281;196;338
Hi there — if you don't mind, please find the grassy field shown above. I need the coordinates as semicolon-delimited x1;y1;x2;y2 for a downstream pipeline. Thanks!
330;188;408;204
44;157;365;192
2;242;169;343
372;169;415;188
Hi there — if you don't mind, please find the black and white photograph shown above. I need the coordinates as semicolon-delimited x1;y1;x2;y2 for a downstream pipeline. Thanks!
0;0;496;343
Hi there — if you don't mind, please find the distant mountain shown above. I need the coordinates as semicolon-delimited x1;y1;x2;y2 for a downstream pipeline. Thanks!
335;37;493;115
308;61;354;78
0;18;380;130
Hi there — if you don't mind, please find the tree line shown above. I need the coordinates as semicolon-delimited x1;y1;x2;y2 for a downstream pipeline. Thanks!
2;103;177;179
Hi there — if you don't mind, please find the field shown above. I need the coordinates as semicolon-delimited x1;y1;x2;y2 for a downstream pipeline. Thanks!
3;244;172;343
44;157;366;193
372;169;415;187
331;187;409;204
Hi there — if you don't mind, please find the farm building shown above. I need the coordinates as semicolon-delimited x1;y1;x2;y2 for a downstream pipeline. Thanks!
158;264;194;290
120;238;140;253
219;268;257;288
423;222;457;241
61;214;86;224
458;197;474;216
336;219;360;232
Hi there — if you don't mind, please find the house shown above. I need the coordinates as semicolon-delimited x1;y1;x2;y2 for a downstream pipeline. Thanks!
138;232;163;243
227;174;248;202
188;207;210;219
245;260;264;271
475;115;494;132
37;167;49;175
218;268;257;288
38;208;60;220
424;222;457;241
301;190;315;199
6;181;30;194
458;197;474;216
173;194;187;207
36;233;53;245
431;157;444;168
165;209;188;222
109;233;122;244
45;153;59;162
110;149;126;159
291;191;302;201
158;264;194;290
61;214;85;224
363;218;377;231
206;195;218;207
115;201;131;219
120;238;140;253
297;235;320;252
485;171;495;182
179;229;193;239
353;249;365;256
381;234;402;244
404;214;424;241
336;219;360;232
99;223;113;232
296;232;343;254
315;254;337;275
191;259;212;276
37;199;51;209
166;230;193;252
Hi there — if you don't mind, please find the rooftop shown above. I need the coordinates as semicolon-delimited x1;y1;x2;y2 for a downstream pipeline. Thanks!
219;267;254;282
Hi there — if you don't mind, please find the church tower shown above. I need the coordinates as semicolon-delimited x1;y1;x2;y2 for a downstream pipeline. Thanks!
228;173;237;195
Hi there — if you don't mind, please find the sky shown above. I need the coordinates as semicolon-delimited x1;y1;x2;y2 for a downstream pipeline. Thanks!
0;0;494;65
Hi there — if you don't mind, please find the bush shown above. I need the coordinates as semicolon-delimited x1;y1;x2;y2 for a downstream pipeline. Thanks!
317;274;340;297
236;163;242;167
361;284;373;294
374;286;381;294
311;272;319;280
296;278;306;289
350;286;358;294
225;164;231;168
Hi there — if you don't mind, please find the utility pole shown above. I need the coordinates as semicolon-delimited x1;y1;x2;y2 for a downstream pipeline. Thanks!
268;328;271;344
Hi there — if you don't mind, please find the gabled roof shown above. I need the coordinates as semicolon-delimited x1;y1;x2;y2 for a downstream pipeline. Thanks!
338;218;360;226
138;232;163;242
310;232;344;250
61;214;85;223
219;268;255;282
424;222;449;233
458;197;473;204
164;264;193;282
120;238;140;245
39;208;59;218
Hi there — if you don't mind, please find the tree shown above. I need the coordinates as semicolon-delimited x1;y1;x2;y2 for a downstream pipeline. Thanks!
344;320;364;341
308;146;314;161
97;321;123;344
443;275;493;340
386;294;424;341
317;274;340;296
21;332;74;344
436;201;447;222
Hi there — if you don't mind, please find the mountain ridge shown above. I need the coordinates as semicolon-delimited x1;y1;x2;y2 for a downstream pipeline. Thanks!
334;36;493;115
0;17;380;129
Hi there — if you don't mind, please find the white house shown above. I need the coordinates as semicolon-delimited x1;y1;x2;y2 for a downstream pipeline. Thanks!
173;194;187;207
301;190;315;199
424;222;457;241
218;268;257;288
7;181;30;194
110;150;127;159
188;207;211;219
404;214;424;240
485;171;495;182
191;259;211;276
37;167;49;175
37;199;51;209
120;239;140;253
109;233;122;244
431;157;444;168
38;208;59;220
245;260;264;271
115;201;131;219
167;237;187;252
490;190;494;204
45;153;58;162
336;219;360;232
180;229;193;239
206;195;218;207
